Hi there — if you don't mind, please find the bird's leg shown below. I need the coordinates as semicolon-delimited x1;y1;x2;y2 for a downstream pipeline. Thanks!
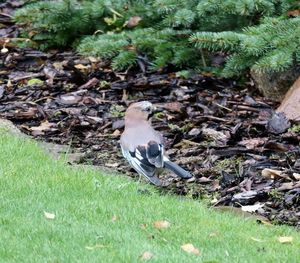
137;173;142;184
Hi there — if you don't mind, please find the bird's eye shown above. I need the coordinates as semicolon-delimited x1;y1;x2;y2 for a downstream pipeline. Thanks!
145;107;151;112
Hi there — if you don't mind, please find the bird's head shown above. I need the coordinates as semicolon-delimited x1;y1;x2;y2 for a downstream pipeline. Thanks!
125;101;155;122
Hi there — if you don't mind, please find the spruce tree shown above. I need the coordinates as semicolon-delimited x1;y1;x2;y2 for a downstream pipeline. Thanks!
14;0;300;75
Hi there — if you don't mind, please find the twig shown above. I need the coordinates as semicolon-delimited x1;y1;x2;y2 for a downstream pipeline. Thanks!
0;12;13;18
212;102;232;112
10;73;44;82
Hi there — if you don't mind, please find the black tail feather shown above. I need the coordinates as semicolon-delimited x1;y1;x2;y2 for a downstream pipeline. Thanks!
164;161;192;179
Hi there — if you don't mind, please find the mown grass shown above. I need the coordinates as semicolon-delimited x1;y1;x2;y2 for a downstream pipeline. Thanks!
0;131;299;263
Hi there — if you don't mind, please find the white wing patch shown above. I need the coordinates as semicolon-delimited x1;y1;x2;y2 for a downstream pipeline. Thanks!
121;145;161;185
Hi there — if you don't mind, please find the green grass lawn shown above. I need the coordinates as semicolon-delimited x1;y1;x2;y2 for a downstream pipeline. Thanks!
0;131;299;263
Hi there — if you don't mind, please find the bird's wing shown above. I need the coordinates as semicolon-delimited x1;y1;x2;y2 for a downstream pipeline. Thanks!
145;141;164;168
121;144;162;185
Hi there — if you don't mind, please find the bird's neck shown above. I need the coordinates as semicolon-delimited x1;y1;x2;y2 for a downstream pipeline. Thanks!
125;118;151;128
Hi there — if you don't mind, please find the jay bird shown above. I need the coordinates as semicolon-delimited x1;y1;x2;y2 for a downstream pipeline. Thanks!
120;101;193;185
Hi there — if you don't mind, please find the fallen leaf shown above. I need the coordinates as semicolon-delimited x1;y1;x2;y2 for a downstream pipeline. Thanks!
44;211;55;220
181;243;200;256
278;236;293;244
112;215;118;221
257;219;272;226
158;102;184;113
238;138;266;149
112;129;121;136
209;232;219;238
140;223;148;229
85;244;108;250
241;203;264;213
27;78;44;86
75;64;89;70
293;173;300;180
261;168;289;180
30;121;57;135
1;47;8;54
88;56;99;63
140;251;153;261
153;220;171;229
251;237;264;242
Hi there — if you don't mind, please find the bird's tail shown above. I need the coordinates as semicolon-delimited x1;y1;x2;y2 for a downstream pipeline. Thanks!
163;157;192;179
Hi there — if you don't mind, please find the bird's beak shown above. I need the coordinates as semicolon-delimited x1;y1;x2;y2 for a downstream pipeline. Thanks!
149;105;161;119
153;104;164;113
146;105;158;120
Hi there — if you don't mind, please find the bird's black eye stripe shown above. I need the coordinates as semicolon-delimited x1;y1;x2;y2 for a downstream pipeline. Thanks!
147;111;154;120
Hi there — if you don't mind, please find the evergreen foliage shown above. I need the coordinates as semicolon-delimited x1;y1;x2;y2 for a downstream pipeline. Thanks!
15;1;92;48
191;16;300;76
14;0;300;75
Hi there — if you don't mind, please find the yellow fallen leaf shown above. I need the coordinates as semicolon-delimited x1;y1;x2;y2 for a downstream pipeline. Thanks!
251;237;264;242
278;236;293;244
74;64;89;70
111;215;118;221
112;129;121;136
257;219;272;226
44;211;55;220
140;251;153;261
261;168;289;179
153;220;171;229
30;121;54;132
209;232;219;238
85;244;108;250
140;223;148;229
88;56;98;63
181;243;200;256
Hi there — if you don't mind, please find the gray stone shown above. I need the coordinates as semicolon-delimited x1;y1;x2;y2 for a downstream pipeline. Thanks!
250;64;300;101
